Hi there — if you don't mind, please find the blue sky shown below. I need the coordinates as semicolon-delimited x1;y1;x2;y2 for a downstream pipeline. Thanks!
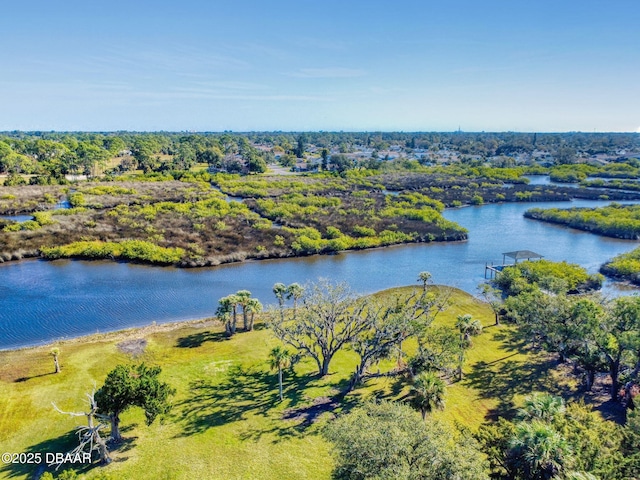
1;0;638;132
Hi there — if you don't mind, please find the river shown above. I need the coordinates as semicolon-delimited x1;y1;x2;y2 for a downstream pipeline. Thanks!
1;198;639;350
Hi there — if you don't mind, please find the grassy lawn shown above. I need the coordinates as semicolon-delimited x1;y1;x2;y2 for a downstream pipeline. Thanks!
0;286;575;479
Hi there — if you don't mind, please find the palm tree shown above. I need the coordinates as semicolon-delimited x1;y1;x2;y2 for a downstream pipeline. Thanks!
518;394;565;423
50;347;60;373
409;371;446;420
456;314;483;345
286;283;304;318
509;421;572;480
227;293;240;334
273;283;287;321
269;346;292;401
417;271;432;292
235;290;252;331
456;314;482;380
245;298;263;331
216;296;234;336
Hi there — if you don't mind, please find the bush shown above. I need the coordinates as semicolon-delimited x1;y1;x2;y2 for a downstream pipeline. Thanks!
494;259;596;294
471;194;484;205
352;225;376;237
41;240;185;264
68;192;86;207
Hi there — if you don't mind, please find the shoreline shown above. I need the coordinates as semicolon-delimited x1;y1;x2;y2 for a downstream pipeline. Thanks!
0;316;221;354
0;234;469;270
0;284;464;353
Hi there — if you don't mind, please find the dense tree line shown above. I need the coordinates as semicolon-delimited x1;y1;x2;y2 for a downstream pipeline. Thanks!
601;245;640;285
525;204;640;240
1;131;638;184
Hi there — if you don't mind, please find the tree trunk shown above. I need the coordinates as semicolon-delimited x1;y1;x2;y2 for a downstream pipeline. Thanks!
344;360;369;394
320;356;331;377
585;369;595;391
53;356;60;373
231;307;237;334
225;321;232;337
558;351;568;364
609;359;620;401
248;312;255;331
96;433;112;464
495;312;500;326
421;409;426;421
110;413;122;442
243;308;248;331
278;367;283;401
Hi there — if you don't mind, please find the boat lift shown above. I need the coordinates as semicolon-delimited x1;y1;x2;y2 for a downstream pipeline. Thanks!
484;250;543;279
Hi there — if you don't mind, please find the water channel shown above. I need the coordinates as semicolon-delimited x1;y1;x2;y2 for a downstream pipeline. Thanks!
1;198;639;350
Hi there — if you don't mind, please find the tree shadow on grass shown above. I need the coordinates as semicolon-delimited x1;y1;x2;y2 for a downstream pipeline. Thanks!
0;430;112;479
463;328;573;421
106;434;138;464
242;380;362;443
175;330;228;348
175;364;321;441
14;371;56;383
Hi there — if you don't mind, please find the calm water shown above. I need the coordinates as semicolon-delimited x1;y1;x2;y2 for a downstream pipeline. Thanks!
0;214;33;222
1;199;639;350
0;199;69;223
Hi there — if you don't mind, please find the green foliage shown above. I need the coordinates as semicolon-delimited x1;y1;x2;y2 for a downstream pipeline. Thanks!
96;363;175;428
622;409;640;477
324;225;342;239
494;259;599;295
602;245;640;283
471;194;484;205
32;212;54;225
509;420;573;479
40;240;185;264
526;203;640;240
2;211;55;232
81;186;137;195
50;207;87;216
324;401;488;480
506;289;640;401
272;235;285;247
409;371;446;419
549;164;596;183
478;395;624;480
410;326;461;377
68;192;85;207
352;225;376;237
3;172;27;186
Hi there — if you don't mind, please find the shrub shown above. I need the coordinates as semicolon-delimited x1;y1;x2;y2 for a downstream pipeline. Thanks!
68;192;86;207
471;195;484;205
352;225;376;237
325;226;343;239
40;240;185;264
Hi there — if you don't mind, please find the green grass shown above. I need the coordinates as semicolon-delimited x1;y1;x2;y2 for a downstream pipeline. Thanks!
0;287;576;479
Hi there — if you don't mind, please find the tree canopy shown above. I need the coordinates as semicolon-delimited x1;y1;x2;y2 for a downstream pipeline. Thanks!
95;363;175;442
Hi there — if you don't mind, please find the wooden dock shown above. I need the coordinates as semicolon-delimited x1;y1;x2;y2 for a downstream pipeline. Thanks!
484;250;544;279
